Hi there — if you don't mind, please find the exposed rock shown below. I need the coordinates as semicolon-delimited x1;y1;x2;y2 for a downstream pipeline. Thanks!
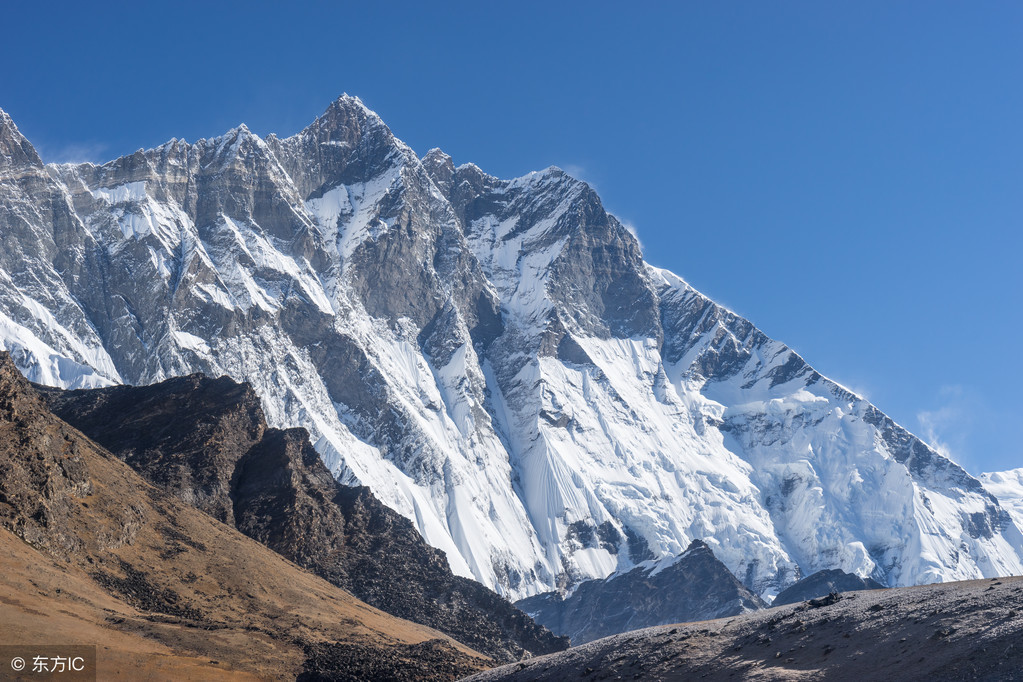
515;540;764;645
773;569;885;606
0;350;491;679
0;108;43;169
298;639;481;682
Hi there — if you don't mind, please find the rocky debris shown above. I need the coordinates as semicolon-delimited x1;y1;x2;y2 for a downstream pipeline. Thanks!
806;592;843;609
774;569;885;606
91;558;204;621
0;348;95;558
469;576;1023;681
298;639;481;682
516;539;764;644
39;372;567;661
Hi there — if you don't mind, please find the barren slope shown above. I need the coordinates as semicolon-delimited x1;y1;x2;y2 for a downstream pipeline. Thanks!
0;351;490;680
469;577;1023;681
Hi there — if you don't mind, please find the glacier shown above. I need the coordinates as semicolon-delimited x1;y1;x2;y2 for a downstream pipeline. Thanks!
981;469;1023;534
1;96;1020;600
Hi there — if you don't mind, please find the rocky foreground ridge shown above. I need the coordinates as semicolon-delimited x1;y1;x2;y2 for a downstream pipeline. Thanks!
470;577;1023;681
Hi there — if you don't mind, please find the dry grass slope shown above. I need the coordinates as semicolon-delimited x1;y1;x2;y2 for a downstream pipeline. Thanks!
0;352;491;680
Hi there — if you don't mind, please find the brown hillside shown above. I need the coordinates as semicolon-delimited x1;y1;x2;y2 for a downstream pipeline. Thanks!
0;352;490;680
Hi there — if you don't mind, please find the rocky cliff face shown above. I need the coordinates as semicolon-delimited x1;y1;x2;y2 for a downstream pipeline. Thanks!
2;96;1021;601
515;539;765;645
40;374;567;661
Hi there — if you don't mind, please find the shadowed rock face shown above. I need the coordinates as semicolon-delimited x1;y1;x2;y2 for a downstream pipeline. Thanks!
39;374;568;662
515;540;765;645
773;569;885;606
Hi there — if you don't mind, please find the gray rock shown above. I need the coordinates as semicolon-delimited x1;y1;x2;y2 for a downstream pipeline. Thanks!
773;568;885;606
516;540;765;645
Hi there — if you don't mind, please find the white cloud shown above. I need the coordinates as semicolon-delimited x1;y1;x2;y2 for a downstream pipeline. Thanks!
621;220;644;251
916;385;974;467
35;141;109;164
562;164;588;182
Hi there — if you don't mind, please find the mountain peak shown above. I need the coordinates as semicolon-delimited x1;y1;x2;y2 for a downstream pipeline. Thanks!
422;148;455;194
516;535;764;645
330;92;369;110
0;108;44;170
301;93;389;140
423;147;452;165
684;538;711;553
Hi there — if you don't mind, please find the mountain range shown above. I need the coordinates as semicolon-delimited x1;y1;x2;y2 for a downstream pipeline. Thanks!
2;96;1022;606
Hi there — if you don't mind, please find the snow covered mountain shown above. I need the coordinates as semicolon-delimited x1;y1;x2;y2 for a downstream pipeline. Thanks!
1;96;1020;601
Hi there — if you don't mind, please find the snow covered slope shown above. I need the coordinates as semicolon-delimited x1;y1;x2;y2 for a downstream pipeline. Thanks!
980;469;1023;533
1;97;1020;600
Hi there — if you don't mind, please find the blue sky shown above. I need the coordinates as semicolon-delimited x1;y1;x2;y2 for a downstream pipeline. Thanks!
1;1;1020;473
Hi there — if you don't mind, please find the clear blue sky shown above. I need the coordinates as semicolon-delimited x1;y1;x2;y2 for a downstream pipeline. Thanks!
2;1;1020;474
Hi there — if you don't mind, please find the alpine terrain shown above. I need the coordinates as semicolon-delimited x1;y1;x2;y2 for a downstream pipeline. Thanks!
38;371;566;661
1;96;1021;605
515;539;766;644
0;350;491;680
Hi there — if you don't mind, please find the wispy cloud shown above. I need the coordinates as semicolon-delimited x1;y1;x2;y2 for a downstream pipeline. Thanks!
916;385;975;467
621;220;643;250
562;163;589;183
843;382;872;401
35;141;109;164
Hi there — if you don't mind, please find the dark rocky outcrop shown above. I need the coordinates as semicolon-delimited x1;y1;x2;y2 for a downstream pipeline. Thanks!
515;539;765;645
772;568;885;606
38;373;567;661
298;638;482;682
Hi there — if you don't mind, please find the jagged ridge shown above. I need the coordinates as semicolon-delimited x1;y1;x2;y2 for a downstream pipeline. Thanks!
1;97;1021;602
